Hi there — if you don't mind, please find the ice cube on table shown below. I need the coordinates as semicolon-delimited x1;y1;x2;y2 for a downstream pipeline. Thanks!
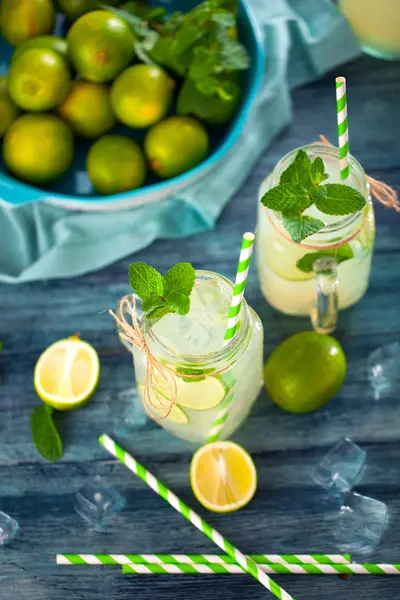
368;342;400;400
75;481;125;530
0;512;19;547
113;388;148;437
334;492;388;555
312;438;366;493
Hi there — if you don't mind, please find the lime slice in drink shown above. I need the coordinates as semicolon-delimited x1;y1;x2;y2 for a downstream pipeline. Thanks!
151;402;189;424
174;376;226;410
190;441;257;513
264;331;346;413
264;234;314;282
34;336;100;410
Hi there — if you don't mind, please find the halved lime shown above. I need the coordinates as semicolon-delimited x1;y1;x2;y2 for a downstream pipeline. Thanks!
34;336;100;411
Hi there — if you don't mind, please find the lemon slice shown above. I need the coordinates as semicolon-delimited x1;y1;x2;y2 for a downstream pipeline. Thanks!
190;441;257;513
34;336;100;411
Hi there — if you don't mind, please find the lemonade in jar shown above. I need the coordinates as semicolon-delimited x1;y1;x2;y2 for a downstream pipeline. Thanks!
116;265;263;444
256;144;375;332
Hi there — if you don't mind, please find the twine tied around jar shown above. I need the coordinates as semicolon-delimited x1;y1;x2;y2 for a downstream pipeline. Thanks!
110;296;178;419
319;135;399;212
110;296;233;419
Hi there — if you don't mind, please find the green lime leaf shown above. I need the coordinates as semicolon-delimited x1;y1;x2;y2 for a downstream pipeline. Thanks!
163;262;196;301
310;156;329;185
129;263;164;300
315;184;366;215
31;405;63;462
283;214;325;244
261;183;313;213
280;149;312;188
296;244;354;273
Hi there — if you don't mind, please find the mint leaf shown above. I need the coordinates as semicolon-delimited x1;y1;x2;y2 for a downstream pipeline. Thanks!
129;263;164;300
142;295;163;312
31;405;63;462
310;186;327;205
167;293;191;316
280;150;312;188
261;183;313;213
315;184;366;215
310;157;329;185
147;305;173;320
164;262;196;300
283;214;325;244
296;244;354;273
211;12;235;26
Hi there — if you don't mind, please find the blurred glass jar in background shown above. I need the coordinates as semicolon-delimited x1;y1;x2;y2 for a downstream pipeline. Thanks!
339;0;400;60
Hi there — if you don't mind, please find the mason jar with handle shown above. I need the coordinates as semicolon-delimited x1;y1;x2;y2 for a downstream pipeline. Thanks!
256;144;375;333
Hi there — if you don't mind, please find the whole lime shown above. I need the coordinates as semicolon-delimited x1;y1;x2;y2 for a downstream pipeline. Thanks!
3;114;74;184
264;331;346;413
87;135;147;195
111;64;174;128
0;0;55;47
145;116;209;178
58;81;116;138
67;11;135;83
8;48;71;111
57;0;120;21
12;35;68;63
0;76;20;137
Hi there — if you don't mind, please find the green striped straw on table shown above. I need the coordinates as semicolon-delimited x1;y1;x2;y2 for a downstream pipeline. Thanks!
336;76;350;180
57;553;351;566
99;434;295;600
208;231;255;443
121;563;400;576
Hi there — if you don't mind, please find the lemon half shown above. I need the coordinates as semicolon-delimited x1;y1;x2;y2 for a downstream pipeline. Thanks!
190;441;257;513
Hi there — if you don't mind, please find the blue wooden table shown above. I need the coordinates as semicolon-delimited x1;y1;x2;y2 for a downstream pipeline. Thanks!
1;55;400;600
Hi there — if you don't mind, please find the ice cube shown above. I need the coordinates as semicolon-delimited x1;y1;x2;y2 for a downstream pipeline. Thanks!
0;512;19;546
75;481;125;530
312;438;366;493
334;492;388;555
368;342;400;400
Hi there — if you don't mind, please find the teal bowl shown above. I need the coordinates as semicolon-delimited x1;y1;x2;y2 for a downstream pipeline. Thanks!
0;1;264;211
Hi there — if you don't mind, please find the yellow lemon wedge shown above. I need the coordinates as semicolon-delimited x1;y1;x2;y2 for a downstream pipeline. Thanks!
34;336;100;410
190;441;257;513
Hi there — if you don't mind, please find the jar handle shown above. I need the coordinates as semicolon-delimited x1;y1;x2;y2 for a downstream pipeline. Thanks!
116;294;143;353
310;257;338;335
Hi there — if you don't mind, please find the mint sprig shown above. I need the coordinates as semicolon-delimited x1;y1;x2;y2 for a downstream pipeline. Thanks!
296;243;354;273
129;262;196;319
261;150;366;243
30;405;63;462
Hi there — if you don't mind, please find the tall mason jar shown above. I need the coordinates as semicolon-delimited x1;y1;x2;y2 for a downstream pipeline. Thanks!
256;144;375;331
117;270;263;444
339;0;400;60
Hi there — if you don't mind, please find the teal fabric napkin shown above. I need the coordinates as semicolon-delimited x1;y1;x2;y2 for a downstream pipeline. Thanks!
0;0;360;283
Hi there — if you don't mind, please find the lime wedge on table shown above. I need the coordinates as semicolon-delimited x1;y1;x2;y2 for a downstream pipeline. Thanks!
190;441;257;513
264;332;346;413
34;336;100;410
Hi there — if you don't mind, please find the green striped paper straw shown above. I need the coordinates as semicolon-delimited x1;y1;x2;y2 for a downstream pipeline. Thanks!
223;232;255;345
57;553;351;566
99;434;295;600
122;563;400;576
336;76;350;180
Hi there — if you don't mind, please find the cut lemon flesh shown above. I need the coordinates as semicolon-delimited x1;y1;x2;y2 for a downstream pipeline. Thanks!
190;441;257;513
34;336;100;410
